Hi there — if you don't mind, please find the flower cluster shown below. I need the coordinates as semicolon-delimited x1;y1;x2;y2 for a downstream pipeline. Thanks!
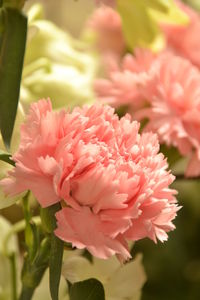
94;1;200;177
136;52;200;177
0;100;178;260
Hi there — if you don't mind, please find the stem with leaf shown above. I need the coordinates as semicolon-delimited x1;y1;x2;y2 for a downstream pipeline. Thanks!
18;194;49;300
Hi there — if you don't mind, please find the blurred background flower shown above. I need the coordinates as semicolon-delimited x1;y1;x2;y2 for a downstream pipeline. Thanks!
21;4;97;110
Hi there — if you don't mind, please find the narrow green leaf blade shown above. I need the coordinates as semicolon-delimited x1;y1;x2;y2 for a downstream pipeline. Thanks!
0;8;27;149
48;203;64;300
69;278;105;300
0;149;15;165
49;233;64;300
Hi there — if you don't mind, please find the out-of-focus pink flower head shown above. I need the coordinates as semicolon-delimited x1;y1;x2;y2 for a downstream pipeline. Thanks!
136;51;200;177
0;100;178;260
162;0;200;69
94;49;158;108
87;5;125;57
95;0;116;7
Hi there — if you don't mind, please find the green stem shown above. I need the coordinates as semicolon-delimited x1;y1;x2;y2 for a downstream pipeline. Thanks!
9;253;17;300
19;237;50;300
3;216;41;256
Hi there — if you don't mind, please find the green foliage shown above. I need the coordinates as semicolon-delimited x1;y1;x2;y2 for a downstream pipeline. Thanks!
69;278;105;300
0;149;15;165
20;238;50;300
0;7;27;149
19;194;50;300
116;0;188;51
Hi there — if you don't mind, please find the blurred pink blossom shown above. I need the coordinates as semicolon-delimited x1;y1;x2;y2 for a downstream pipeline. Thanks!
135;52;200;177
96;44;200;177
94;49;158;108
87;5;125;57
0;100;178;260
162;0;200;69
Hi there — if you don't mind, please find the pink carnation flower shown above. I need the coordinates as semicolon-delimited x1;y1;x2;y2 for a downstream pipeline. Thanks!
162;0;200;69
87;5;125;57
0;100;178;260
136;52;200;177
94;49;157;108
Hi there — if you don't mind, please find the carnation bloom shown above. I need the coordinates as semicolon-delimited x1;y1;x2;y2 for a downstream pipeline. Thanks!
0;100;178;260
162;0;200;69
94;49;157;108
87;5;125;57
135;51;200;177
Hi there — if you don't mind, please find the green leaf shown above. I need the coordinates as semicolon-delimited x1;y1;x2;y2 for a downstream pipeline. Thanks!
49;233;64;300
117;0;165;52
69;278;105;300
116;0;188;52
0;149;15;165
0;8;27;149
48;203;64;300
